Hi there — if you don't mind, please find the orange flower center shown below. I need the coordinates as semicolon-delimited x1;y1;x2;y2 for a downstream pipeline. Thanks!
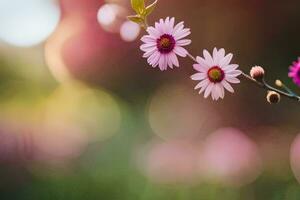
157;34;175;54
207;66;225;83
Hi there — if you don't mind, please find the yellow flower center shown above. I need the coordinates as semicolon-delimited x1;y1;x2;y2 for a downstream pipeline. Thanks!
160;38;171;48
157;34;175;54
207;66;225;83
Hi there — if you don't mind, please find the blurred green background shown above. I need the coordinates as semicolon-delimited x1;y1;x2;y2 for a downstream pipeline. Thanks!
0;0;300;199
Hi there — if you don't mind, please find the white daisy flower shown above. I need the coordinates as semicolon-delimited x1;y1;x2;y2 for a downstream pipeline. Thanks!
191;48;242;100
140;17;191;71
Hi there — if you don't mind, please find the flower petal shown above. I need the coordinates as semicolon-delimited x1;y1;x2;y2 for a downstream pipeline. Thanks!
223;64;239;71
218;48;225;58
191;72;207;80
146;27;161;38
173;22;184;34
213;48;219;63
167;54;174;69
148;51;160;67
203;50;214;66
199;82;209;94
222;80;234;93
215;48;225;65
174;28;191;40
141;35;156;43
174;46;188;57
220;53;233;66
194;78;209;90
143;49;157;58
169;52;179;67
158;55;167;71
193;63;207;73
204;83;214;98
196;56;210;69
169;17;175;28
215;83;224;99
226;70;242;77
226;77;240;84
176;39;192;46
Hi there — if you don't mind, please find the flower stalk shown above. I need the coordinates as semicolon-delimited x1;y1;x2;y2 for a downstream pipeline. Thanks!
128;0;300;103
185;52;300;102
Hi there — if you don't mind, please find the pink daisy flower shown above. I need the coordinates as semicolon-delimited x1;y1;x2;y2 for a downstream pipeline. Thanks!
191;48;242;100
289;58;300;87
140;17;191;71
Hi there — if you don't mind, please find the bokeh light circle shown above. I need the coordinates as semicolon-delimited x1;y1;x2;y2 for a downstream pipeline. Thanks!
255;127;293;179
97;4;117;26
97;3;124;32
202;128;262;187
43;81;122;142
148;83;220;140
0;0;61;47
120;21;141;42
33;81;122;164
290;134;300;183
138;139;201;184
45;16;84;83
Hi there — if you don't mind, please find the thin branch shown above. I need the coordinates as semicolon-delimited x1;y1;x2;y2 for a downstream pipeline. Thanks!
261;79;300;101
277;80;298;97
186;52;300;102
139;21;300;102
187;52;197;63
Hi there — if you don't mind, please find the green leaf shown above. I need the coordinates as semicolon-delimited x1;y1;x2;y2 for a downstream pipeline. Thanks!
131;0;145;14
145;0;158;16
127;15;144;24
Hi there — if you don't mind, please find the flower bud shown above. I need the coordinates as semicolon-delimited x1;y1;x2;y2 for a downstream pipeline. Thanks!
250;66;265;81
266;91;281;104
275;80;283;87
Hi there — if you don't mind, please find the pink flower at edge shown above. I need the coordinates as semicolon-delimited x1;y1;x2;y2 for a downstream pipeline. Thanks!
140;17;191;71
289;58;300;87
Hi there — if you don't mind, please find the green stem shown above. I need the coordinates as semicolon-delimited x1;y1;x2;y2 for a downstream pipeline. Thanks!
140;23;300;102
187;52;300;102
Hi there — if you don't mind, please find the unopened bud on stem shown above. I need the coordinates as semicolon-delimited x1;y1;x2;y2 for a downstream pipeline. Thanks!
250;66;265;81
266;91;281;104
275;80;283;87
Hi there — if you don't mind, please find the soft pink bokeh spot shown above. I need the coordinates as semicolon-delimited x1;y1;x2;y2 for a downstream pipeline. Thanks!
33;122;89;165
46;0;126;84
202;128;262;187
141;140;200;184
255;127;293;179
148;83;220;140
290;134;300;183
